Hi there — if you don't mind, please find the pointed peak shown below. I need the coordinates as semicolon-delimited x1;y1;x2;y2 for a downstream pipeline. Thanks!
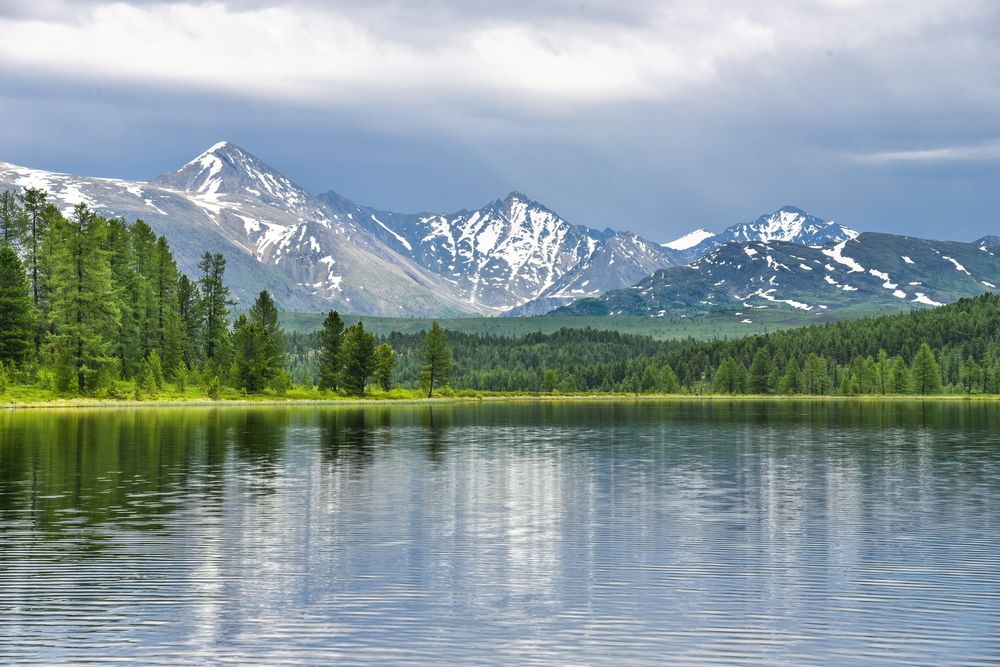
775;204;808;216
155;142;309;206
503;190;535;204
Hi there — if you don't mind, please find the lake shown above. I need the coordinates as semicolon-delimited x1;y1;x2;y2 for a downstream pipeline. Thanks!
1;400;999;665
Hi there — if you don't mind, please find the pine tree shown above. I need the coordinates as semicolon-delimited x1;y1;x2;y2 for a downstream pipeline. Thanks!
198;252;231;368
248;290;286;388
959;356;982;394
372;343;397;391
45;204;119;394
659;362;680;393
232;314;270;392
747;348;775;394
910;342;942;395
889;356;910;394
340;322;376;395
420;321;452;398
177;274;204;367
0;190;26;248
317;310;345;390
714;357;744;394
801;354;831;394
778;359;802;395
17;188;49;309
0;246;34;366
153;236;185;370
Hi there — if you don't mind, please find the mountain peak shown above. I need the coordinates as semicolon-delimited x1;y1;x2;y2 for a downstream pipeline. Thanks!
152;142;309;207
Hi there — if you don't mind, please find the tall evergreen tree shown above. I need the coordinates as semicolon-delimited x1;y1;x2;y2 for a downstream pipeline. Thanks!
340;321;376;395
420;321;452;398
747;348;775;394
317;310;345;390
372;343;397;391
714;357;744;394
17;188;49;309
198;252;231;367
0;190;26;248
232;315;269;392
0;246;33;366
177;274;204;367
46;204;118;393
778;358;802;395
801;354;830;394
248;289;286;384
910;342;942;395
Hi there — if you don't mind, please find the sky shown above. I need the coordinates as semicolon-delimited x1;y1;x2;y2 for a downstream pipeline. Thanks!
0;0;998;243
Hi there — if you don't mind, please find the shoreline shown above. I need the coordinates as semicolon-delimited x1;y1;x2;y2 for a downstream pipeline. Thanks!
4;393;1000;410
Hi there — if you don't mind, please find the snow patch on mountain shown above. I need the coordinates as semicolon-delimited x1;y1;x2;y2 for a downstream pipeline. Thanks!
664;228;715;250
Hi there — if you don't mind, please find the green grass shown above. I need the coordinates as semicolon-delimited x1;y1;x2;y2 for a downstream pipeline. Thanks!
279;308;881;340
6;379;997;408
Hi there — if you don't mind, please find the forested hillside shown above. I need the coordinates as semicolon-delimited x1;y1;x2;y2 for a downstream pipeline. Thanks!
289;294;1000;395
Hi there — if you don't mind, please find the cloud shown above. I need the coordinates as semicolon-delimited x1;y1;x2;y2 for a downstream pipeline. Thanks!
2;0;996;117
849;140;1000;164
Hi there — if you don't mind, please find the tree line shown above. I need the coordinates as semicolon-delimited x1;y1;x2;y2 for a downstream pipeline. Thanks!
0;187;452;399
3;184;999;399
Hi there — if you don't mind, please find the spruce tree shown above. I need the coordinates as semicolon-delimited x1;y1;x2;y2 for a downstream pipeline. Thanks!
17;187;49;309
0;190;26;248
714;357;744;394
910;342;942;395
232;314;269;392
778;359;802;395
0;246;33;366
198;252;231;368
420;321;452;398
177;274;204;367
46;204;118;394
372;343;397;391
248;290;286;386
747;348;775;394
317;310;345;390
340;322;376;395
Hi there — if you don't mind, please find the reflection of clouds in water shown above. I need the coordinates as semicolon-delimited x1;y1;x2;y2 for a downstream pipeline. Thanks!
1;402;1000;664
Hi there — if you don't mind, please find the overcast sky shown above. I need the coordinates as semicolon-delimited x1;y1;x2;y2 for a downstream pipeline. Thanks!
1;0;998;241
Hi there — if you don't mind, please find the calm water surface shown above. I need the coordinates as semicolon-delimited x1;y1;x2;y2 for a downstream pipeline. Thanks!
1;401;999;665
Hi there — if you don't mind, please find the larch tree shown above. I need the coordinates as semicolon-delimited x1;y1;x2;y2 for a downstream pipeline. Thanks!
910;342;942;395
0;245;34;366
339;321;376;395
372;343;397;392
420;321;451;398
317;310;345;391
46;204;118;394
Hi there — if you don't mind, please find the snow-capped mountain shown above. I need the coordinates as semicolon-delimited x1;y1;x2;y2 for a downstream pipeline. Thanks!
0;143;674;315
318;190;676;313
556;232;1000;318
0;144;478;315
664;205;858;264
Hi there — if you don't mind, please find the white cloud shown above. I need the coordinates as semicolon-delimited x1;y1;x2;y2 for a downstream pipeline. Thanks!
0;0;996;117
849;140;1000;164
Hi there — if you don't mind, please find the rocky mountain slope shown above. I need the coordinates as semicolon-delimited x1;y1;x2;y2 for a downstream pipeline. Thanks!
0;143;674;315
556;232;1000;319
319;189;676;313
663;205;858;264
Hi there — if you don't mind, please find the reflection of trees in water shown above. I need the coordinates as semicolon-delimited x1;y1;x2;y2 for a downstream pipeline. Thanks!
319;409;376;472
0;410;232;549
230;409;290;473
419;407;452;463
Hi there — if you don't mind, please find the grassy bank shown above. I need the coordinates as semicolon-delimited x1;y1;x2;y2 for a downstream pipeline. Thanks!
4;384;999;409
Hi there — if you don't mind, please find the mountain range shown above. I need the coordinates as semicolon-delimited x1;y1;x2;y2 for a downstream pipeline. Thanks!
557;232;1000;320
0;142;995;319
0;142;675;316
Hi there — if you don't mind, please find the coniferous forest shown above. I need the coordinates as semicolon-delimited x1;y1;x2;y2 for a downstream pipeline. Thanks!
2;185;1000;401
